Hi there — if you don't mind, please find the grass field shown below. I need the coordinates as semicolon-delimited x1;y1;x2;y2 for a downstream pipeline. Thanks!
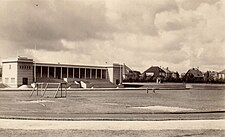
0;89;225;136
0;89;224;120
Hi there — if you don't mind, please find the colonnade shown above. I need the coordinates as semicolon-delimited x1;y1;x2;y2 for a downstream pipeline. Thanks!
35;66;107;80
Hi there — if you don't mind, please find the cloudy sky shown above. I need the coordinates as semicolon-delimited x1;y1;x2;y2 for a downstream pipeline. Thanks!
0;0;225;73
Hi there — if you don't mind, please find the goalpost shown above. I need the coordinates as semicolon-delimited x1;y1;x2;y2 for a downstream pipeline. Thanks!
30;82;68;98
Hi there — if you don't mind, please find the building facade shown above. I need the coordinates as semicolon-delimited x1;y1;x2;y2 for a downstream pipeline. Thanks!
2;57;123;88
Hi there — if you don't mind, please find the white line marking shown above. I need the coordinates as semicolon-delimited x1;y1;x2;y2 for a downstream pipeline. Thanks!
0;119;225;130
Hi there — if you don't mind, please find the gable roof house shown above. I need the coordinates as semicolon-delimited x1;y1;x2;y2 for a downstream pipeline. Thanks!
142;66;173;83
184;68;204;83
143;66;165;77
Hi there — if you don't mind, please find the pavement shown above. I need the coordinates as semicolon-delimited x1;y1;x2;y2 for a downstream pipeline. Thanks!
0;119;225;130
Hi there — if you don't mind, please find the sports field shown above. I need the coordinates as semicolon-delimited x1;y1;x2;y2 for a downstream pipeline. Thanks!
0;89;224;120
0;89;225;136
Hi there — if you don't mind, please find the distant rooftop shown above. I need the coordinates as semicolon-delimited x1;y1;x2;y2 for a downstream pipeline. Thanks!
219;69;225;74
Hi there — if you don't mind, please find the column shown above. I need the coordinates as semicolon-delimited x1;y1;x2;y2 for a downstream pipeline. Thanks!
79;68;81;79
95;69;97;79
47;67;49;78
73;68;74;78
60;67;62;79
90;69;92;79
84;68;86;79
67;68;69;78
54;67;56;78
40;66;42;78
34;64;36;82
106;69;108;80
101;69;103;79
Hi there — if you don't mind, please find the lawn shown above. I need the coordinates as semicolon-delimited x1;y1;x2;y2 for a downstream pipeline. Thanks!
0;89;224;120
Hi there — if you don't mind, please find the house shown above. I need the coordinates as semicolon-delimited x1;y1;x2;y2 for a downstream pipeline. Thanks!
122;64;133;79
161;67;172;78
124;70;141;82
204;71;219;83
171;71;179;79
142;66;172;83
184;68;204;83
218;69;225;80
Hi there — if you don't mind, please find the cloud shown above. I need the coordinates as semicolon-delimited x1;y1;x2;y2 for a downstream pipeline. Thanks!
0;0;225;73
105;0;178;35
176;0;220;10
0;0;111;51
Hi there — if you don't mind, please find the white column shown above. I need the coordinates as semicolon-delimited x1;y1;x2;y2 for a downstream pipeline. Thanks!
79;68;81;79
96;69;97;79
106;69;108;80
60;67;62;79
120;65;121;83
34;64;36;82
67;68;69;78
47;67;49;78
40;66;42;78
90;69;92;79
73;68;74;78
84;68;86;79
54;67;56;78
101;69;103;79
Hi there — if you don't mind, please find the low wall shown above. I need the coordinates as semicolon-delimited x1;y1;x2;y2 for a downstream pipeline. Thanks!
123;82;187;89
187;84;225;90
123;82;225;90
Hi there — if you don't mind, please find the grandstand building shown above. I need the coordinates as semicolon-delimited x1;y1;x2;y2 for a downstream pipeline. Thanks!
2;57;124;88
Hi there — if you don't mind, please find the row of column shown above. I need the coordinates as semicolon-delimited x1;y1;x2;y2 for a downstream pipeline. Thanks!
37;66;107;79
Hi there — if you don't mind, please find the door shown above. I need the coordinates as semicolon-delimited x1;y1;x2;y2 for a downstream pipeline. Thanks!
22;78;28;85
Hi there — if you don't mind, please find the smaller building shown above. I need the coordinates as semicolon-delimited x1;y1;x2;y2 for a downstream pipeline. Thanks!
2;57;33;87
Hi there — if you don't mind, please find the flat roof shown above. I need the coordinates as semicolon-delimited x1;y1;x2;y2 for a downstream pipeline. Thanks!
2;57;122;69
2;57;33;63
35;62;110;69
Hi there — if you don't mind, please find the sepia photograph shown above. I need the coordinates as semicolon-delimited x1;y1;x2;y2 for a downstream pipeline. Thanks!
0;0;225;136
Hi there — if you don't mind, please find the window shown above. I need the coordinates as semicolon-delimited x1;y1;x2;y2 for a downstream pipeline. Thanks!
11;78;15;83
20;65;31;70
5;78;9;83
146;72;154;76
9;65;11;69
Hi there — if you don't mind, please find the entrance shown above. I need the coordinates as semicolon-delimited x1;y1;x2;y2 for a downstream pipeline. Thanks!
22;78;28;85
